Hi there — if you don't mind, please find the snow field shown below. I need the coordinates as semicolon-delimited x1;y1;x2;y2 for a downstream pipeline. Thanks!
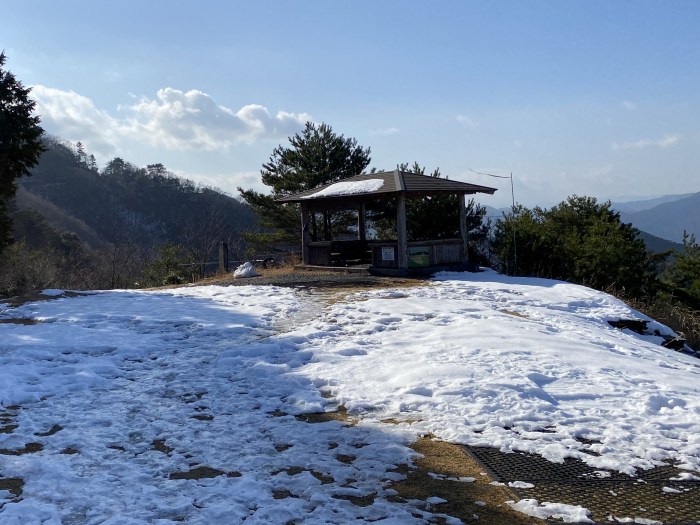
0;287;436;524
289;271;700;475
1;270;699;524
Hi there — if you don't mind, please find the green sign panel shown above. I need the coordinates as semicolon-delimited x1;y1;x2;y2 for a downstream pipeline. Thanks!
408;246;430;268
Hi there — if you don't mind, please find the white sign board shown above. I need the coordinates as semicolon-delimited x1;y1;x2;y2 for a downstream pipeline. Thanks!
381;247;395;261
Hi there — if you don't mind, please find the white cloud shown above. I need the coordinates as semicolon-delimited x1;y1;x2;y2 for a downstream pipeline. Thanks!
369;127;400;136
31;85;121;156
612;134;680;151
31;85;310;154
621;100;637;111
456;115;478;128
171;168;264;195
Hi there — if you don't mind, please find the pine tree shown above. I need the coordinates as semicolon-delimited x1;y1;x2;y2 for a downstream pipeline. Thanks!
369;162;487;245
0;52;45;250
238;122;371;247
662;232;700;306
493;195;656;297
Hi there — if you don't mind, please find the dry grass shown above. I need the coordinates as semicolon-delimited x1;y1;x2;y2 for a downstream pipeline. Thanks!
623;295;700;351
0;290;92;308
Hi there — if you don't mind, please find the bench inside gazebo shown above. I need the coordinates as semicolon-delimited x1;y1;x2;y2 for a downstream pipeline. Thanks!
276;169;497;275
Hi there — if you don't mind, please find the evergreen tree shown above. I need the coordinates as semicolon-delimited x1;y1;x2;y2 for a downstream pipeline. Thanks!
75;141;87;167
87;154;98;172
494;195;656;297
662;232;700;306
369;162;487;252
238;122;371;246
0;52;45;250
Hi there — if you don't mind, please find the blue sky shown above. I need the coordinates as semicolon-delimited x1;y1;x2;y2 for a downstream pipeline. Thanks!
3;1;698;207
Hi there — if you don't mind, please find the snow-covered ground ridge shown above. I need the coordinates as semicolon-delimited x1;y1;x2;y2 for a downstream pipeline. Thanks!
1;270;699;524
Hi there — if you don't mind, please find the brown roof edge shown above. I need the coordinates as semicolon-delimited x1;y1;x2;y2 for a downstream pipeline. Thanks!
275;170;497;203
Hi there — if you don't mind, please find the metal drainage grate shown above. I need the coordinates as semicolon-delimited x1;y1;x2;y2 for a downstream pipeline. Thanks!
465;446;700;524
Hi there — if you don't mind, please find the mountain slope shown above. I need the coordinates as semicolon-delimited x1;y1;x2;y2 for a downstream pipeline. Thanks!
612;193;695;213
13;139;256;251
635;230;683;253
620;192;700;242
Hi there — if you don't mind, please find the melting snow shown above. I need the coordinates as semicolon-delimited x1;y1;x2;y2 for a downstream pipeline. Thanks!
301;178;384;198
1;269;699;523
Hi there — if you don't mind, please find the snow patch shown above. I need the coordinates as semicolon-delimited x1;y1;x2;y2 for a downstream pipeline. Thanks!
508;498;593;523
508;481;535;489
301;178;384;198
233;261;260;278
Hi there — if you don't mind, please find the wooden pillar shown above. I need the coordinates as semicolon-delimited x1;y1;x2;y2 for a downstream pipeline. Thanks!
458;194;469;263
218;241;229;273
358;203;366;241
301;203;311;265
397;194;408;270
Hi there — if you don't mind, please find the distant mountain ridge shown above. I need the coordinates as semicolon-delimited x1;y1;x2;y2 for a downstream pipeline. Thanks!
614;193;700;243
612;193;696;214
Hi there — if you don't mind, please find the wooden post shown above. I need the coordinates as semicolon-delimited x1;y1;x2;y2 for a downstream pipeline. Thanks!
218;241;229;273
397;194;408;270
301;203;311;265
458;194;469;263
358;203;366;241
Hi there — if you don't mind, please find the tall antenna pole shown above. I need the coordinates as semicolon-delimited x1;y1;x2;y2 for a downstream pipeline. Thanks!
509;172;517;274
469;169;518;275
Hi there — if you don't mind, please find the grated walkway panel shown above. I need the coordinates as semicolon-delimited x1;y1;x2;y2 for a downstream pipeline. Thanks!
466;446;700;524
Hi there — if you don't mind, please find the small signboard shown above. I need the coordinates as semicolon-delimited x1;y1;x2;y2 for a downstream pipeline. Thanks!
409;246;430;268
381;246;395;261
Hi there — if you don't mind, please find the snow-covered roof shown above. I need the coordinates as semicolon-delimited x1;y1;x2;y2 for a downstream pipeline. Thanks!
277;169;497;203
299;178;384;199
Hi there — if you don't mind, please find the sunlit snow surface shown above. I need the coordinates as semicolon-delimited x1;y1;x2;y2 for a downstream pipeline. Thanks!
1;270;699;524
301;179;384;199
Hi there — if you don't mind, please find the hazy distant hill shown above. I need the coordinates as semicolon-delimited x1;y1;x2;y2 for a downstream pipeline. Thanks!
635;230;683;254
612;193;695;214
617;192;700;243
13;138;257;253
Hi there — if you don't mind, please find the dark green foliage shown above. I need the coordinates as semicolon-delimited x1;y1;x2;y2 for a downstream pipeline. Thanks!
259;122;371;197
142;242;192;286
661;232;700;307
238;122;371;245
369;163;488;257
493;195;656;297
10;206;64;250
0;242;59;297
0;52;45;250
404;163;460;240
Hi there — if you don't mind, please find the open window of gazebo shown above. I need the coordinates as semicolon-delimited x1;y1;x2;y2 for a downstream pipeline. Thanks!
276;169;497;275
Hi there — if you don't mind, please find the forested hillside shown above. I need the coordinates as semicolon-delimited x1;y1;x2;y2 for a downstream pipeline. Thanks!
15;137;256;250
1;138;259;295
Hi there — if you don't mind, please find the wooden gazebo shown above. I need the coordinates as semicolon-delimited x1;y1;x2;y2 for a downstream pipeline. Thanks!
277;169;497;275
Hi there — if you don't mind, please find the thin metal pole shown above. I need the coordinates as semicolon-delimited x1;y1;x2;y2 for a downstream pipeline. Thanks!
510;172;517;275
469;168;518;275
